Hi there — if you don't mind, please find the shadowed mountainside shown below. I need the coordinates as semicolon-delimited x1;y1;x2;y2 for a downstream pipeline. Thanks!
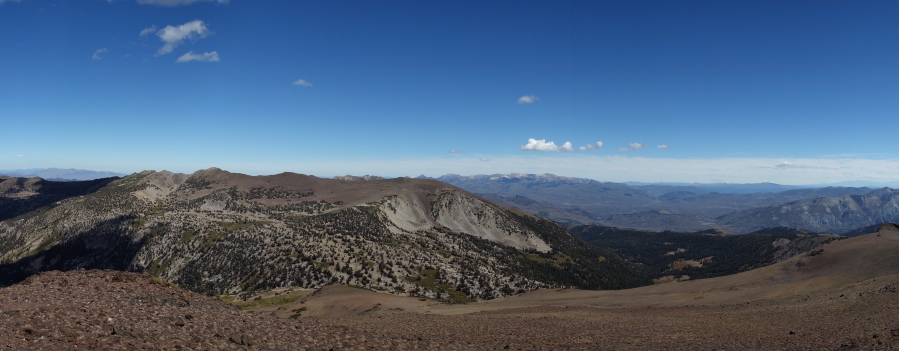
570;224;840;282
0;176;118;222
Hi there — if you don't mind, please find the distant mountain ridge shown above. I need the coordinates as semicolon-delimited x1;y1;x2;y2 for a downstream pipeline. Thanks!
625;182;815;194
0;168;126;181
430;173;879;232
432;173;602;186
718;188;899;234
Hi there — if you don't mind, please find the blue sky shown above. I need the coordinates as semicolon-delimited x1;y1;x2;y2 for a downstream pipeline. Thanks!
2;0;899;185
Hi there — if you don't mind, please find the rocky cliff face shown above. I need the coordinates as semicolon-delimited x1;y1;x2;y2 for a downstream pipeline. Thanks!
718;189;899;233
0;169;646;301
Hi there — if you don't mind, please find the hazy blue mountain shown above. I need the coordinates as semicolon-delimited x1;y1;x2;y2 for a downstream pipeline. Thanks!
431;173;876;232
717;188;899;234
0;168;126;181
626;182;808;194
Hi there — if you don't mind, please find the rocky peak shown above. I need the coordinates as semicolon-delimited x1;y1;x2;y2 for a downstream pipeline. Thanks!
333;175;386;181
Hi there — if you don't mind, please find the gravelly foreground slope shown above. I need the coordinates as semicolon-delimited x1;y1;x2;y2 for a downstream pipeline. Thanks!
0;268;896;350
1;225;898;350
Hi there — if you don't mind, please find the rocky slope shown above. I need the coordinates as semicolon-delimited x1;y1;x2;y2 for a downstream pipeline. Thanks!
0;270;375;350
0;168;647;301
0;176;117;222
718;188;899;233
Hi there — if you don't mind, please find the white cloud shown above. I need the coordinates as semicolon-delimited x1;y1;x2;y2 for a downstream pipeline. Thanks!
137;0;229;6
15;154;25;158
658;145;669;149
617;147;634;152
293;79;313;87
776;161;800;168
448;150;465;154
521;138;571;152
92;48;108;60
176;51;219;62
774;161;842;170
517;95;539;104
522;139;607;152
155;20;210;55
629;143;648;149
579;142;603;150
139;25;157;37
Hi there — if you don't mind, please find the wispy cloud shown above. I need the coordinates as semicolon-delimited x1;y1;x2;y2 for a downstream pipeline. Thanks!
0;0;23;4
657;145;669;149
629;143;648;149
293;79;313;87
176;51;219;62
517;95;539;104
448;150;465;154
92;48;108;60
153;20;211;56
15;154;25;158
617;147;633;152
139;25;157;37
137;0;229;6
773;161;843;170
522;138;606;152
579;142;603;151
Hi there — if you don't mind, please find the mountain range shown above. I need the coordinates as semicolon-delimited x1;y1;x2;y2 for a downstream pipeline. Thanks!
718;188;899;233
5;167;899;348
0;168;647;301
0;168;126;181
430;173;899;233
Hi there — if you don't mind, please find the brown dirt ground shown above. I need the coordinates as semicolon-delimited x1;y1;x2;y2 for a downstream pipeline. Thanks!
2;225;898;350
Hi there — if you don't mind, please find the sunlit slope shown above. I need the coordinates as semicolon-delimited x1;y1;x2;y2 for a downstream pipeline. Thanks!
0;168;648;301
